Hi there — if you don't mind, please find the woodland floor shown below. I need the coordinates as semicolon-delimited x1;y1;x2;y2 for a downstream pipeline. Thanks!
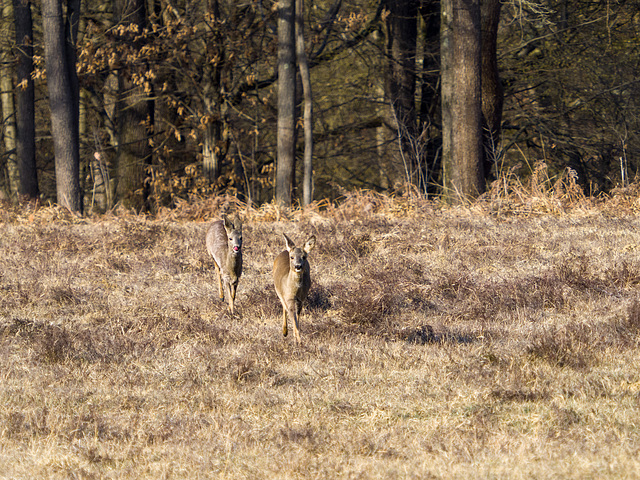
2;194;640;479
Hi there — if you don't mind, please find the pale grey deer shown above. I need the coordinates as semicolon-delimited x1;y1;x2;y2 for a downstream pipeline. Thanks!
273;234;316;344
206;214;243;314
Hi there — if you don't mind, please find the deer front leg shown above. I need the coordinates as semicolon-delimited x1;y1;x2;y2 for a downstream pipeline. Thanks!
230;281;238;303
289;301;302;345
226;281;237;314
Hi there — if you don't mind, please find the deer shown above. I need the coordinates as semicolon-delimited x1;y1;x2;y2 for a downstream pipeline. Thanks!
206;214;243;314
273;233;316;344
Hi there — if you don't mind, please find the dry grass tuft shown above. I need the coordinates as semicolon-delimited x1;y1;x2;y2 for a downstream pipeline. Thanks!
484;161;592;215
335;279;400;329
526;323;594;370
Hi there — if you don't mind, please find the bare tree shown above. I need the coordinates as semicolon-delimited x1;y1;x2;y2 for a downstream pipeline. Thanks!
276;0;296;207
1;0;17;198
441;0;483;202
385;0;420;189
480;0;503;178
42;0;82;212
114;0;153;210
296;0;313;206
202;0;228;185
13;0;38;200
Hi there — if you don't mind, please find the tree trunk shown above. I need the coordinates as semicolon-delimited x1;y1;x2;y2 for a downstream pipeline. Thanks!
276;0;296;207
114;0;153;211
419;0;440;194
42;0;82;212
1;0;17;199
202;113;222;184
65;0;80;124
202;0;228;186
441;0;483;203
480;0;503;179
296;0;313;206
13;0;37;199
102;71;118;204
385;0;419;189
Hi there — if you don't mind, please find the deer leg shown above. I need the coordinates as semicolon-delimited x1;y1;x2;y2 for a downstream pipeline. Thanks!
215;264;224;301
290;302;302;345
226;281;235;314
282;305;288;337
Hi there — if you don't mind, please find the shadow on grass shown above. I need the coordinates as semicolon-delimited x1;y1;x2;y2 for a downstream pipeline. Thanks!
398;324;478;345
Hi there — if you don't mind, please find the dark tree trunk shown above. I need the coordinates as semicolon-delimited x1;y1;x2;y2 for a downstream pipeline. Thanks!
418;0;440;124
42;0;82;212
65;0;79;125
385;0;420;188
419;0;441;194
480;0;503;180
276;0;296;207
441;0;483;202
202;0;228;186
114;0;154;210
13;0;37;199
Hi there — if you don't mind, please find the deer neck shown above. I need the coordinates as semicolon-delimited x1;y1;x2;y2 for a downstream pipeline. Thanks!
225;249;242;277
288;267;304;289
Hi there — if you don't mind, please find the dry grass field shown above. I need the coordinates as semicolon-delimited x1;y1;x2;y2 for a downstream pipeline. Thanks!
3;183;640;479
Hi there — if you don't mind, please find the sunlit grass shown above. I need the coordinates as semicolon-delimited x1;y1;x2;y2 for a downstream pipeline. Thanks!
2;178;640;478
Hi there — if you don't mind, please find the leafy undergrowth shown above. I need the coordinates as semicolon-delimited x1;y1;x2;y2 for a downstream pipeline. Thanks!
3;190;640;478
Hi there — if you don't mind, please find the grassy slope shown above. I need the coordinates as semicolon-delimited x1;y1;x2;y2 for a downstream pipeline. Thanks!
1;196;640;479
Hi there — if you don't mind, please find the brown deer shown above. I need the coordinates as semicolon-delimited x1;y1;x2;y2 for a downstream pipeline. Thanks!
273;234;316;344
206;214;243;314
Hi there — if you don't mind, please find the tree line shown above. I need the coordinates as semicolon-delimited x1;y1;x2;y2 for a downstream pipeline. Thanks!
0;0;638;213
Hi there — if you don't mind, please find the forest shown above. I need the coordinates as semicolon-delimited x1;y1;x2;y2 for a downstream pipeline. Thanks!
0;0;638;212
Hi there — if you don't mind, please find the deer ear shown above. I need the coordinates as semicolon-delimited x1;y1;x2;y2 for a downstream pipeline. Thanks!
233;215;242;231
222;214;231;229
283;233;295;252
304;235;316;253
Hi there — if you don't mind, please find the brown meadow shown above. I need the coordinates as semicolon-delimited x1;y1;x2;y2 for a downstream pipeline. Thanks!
2;185;640;478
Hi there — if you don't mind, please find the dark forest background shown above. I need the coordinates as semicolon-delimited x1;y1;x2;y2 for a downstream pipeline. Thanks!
0;0;638;212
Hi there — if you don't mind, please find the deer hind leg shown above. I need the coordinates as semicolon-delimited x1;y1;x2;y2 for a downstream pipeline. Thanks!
281;304;288;337
214;264;224;301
